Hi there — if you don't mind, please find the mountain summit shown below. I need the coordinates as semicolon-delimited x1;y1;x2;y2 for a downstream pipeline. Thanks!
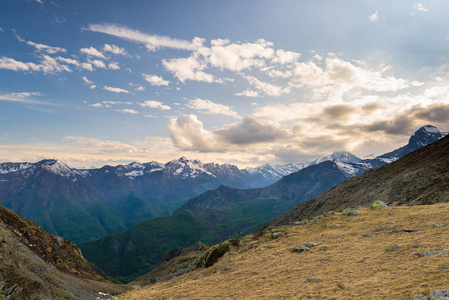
311;151;361;165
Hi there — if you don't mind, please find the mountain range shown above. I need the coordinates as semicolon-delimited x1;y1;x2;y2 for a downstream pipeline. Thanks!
0;155;307;242
78;125;446;282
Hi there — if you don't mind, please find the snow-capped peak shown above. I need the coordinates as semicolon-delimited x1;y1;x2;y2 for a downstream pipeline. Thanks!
39;159;74;177
311;151;361;165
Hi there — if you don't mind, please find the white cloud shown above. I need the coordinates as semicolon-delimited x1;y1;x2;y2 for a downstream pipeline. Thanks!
35;0;43;4
82;76;93;85
289;55;414;101
186;98;239;118
108;62;120;70
81;63;94;71
16;35;66;54
245;75;291;97
0;92;45;104
103;101;132;105
103;86;129;93
89;103;103;107
90;85;97;89
142;73;170;86
117;109;139;114
80;47;106;59
86;23;203;51
138;100;171;110
271;49;301;64
162;55;217;83
56;57;80;66
103;44;127;55
0;55;71;74
128;82;145;91
0;27;3;32
414;3;428;12
197;38;275;72
90;59;107;69
0;57;35;71
235;90;260;97
369;10;379;22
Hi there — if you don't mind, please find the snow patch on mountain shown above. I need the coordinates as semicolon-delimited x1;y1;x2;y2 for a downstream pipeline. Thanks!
335;161;359;178
312;151;361;165
41;160;74;177
0;162;34;174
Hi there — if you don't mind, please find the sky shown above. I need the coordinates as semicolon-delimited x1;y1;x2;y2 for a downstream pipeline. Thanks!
1;0;449;168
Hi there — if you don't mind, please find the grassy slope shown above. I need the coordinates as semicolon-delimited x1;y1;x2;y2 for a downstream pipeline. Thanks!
118;203;449;299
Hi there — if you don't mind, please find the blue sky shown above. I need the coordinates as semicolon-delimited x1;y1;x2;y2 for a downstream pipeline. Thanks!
1;0;449;168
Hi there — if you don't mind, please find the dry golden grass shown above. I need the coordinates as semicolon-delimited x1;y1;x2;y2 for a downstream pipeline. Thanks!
118;203;449;299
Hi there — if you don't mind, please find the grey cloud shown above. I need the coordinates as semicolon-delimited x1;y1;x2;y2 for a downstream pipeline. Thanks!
215;117;288;145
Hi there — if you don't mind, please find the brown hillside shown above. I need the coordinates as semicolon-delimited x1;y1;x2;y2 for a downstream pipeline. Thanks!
264;133;449;229
0;205;130;299
117;203;449;299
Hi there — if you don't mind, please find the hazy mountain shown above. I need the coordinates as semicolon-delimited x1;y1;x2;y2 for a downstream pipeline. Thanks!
0;157;306;243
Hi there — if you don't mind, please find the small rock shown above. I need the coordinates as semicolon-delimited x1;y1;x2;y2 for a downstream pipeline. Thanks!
362;233;376;237
385;245;399;252
342;208;360;216
420;249;449;257
286;269;291;273
331;223;341;226
434;223;445;228
403;228;423;232
291;246;311;253
321;246;329;250
303;242;318;248
305;278;321;283
371;200;387;209
411;294;427;300
271;232;283;239
1;238;5;243
294;219;309;225
408;244;421;248
429;289;449;300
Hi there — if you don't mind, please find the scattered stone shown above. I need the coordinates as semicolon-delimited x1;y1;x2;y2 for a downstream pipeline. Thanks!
271;232;283;239
385;245;399;252
291;246;311;253
371;200;387;209
362;234;376;237
305;278;321;283
429;289;449;300
331;223;341;226
303;242;318;248
412;294;427;300
294;219;309;225
1;238;5;243
342;208;360;216
286;269;291;274
420;249;449;257
385;226;396;230
408;244;421;248
388;230;399;234
403;228;423;232
321;246;329;250
434;223;445;228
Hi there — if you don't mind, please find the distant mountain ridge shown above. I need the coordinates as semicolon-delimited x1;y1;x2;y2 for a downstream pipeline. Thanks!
262;127;449;230
0;155;308;243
